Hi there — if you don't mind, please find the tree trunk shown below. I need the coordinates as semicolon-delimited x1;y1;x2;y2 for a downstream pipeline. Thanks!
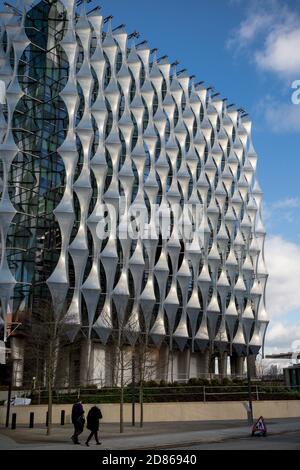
47;332;55;436
47;379;52;435
168;346;174;383
139;380;144;428
86;338;92;386
47;351;53;436
139;342;146;428
120;347;124;434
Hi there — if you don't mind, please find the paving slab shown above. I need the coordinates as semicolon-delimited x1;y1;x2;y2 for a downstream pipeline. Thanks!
1;418;300;450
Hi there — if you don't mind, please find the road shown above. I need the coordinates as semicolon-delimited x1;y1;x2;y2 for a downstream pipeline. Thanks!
172;431;300;450
1;420;300;450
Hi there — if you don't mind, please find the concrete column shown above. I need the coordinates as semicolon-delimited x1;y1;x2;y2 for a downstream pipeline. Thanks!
69;346;80;387
79;339;90;386
122;346;134;385
190;351;207;379
80;341;113;387
214;357;219;375
230;356;236;376
167;349;178;383
230;356;245;377
227;355;231;377
156;344;169;382
248;354;257;378
55;345;70;388
10;337;24;387
144;348;159;382
235;356;245;377
92;343;109;386
177;349;190;383
104;344;116;387
198;350;210;378
218;352;228;378
209;355;216;374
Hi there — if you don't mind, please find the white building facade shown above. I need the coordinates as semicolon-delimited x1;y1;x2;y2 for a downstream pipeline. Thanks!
0;0;268;386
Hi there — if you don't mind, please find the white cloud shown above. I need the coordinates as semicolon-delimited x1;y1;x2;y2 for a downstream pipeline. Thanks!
228;0;300;79
262;323;300;372
259;97;300;134
272;198;300;210
232;13;272;44
256;28;300;76
264;235;300;352
265;321;300;352
265;235;300;317
264;198;300;231
267;322;300;346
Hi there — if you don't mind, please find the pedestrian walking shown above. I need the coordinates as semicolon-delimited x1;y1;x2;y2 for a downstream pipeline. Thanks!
85;405;103;446
71;400;85;444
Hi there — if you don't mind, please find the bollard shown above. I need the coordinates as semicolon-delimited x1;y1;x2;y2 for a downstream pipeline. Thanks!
60;410;65;426
11;413;16;430
46;411;48;427
29;412;34;428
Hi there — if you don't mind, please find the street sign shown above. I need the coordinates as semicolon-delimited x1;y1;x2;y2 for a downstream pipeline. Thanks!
252;416;267;436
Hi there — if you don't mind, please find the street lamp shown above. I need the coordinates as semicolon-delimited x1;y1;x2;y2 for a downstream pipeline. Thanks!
131;352;136;427
246;347;253;425
4;353;13;428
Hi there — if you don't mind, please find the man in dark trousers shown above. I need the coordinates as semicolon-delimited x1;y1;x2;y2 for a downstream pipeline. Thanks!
71;400;85;444
85;405;103;446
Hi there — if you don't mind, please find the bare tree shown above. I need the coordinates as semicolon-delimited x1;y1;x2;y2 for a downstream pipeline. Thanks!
93;306;136;433
92;306;166;432
255;354;269;379
135;335;162;428
24;299;75;435
111;327;135;434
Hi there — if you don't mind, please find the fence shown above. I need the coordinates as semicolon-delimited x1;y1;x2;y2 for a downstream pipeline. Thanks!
3;383;299;405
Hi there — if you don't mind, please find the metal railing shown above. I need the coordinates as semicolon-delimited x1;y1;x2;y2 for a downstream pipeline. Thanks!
3;383;299;405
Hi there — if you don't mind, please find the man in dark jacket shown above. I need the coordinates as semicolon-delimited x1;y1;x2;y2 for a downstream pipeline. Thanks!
71;400;85;444
85;406;102;446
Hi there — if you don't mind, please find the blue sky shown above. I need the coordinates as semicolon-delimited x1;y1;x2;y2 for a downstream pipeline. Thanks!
2;0;300;359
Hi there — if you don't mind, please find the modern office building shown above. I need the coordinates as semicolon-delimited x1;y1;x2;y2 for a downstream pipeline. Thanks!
0;0;268;386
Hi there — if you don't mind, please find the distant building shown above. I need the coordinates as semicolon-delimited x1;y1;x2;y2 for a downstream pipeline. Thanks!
0;0;268;386
284;364;300;388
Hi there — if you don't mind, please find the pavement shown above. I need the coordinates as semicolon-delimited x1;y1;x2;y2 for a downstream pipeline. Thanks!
1;418;300;450
179;431;300;450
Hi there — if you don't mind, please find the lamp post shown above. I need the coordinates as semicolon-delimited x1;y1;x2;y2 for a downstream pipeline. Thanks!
131;352;136;426
246;348;253;425
5;356;13;428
